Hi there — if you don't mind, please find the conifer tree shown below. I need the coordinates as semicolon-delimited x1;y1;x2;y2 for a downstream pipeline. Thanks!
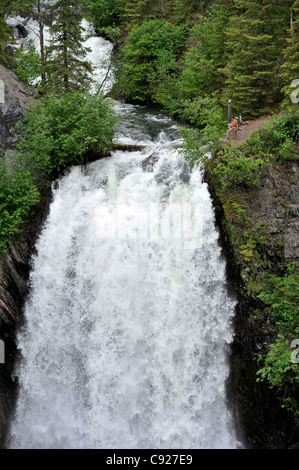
124;0;156;27
45;0;93;95
223;0;292;119
180;0;235;98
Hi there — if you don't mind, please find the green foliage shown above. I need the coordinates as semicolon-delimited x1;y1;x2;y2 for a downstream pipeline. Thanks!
0;159;39;256
113;19;187;102
12;39;41;85
180;94;226;138
213;146;270;189
0;0;14;61
179;96;227;169
179;127;207;168
259;267;299;333
257;266;299;415
277;138;296;164
247;112;299;164
15;92;117;179
123;0;156;27
179;1;234;99
45;0;93;95
79;0;123;31
270;113;299;142
223;0;292;119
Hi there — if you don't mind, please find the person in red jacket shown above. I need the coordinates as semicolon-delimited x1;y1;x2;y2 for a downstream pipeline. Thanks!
226;116;239;140
231;117;239;129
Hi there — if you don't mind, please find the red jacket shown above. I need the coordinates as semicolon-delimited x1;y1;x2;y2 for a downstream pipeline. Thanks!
231;118;238;129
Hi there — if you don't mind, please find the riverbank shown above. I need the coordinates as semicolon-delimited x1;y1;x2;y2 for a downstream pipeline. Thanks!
204;138;299;447
0;185;52;447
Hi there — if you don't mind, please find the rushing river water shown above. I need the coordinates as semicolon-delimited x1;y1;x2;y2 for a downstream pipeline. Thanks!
6;18;240;449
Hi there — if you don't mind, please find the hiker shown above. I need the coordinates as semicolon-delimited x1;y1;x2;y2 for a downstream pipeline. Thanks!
226;117;236;138
232;116;239;129
226;116;239;140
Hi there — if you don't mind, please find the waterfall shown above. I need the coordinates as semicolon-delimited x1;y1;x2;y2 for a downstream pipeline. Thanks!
6;21;240;450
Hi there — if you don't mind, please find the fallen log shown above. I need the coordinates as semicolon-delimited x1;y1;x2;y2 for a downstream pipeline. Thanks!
114;143;147;152
81;143;177;168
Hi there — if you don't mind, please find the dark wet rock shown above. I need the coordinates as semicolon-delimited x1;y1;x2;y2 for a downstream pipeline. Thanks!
155;161;172;185
179;161;190;184
0;65;48;445
0;64;38;156
15;24;27;39
0;187;52;448
205;158;299;449
141;153;159;172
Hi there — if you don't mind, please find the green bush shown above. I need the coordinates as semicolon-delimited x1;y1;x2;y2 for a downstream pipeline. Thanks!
80;0;122;30
257;266;299;415
12;39;41;86
211;145;270;189
1;91;116;258
15;91;117;179
271;113;299;142
258;268;299;334
246;113;299;164
0;159;39;256
114;19;186;102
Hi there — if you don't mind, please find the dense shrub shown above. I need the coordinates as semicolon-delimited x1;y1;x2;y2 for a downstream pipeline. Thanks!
15;91;117;179
257;266;299;415
0;159;39;256
113;19;187;102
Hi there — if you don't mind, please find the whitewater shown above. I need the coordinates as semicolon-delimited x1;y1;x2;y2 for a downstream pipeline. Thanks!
6;18;240;449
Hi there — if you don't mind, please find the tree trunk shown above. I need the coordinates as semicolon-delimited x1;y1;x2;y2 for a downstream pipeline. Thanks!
63;26;69;90
37;0;46;87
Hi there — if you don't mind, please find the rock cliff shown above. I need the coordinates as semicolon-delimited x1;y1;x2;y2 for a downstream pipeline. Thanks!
0;63;37;156
0;64;41;447
0;187;52;448
205;155;299;448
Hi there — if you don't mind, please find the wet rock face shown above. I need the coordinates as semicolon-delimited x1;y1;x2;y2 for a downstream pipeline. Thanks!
0;183;52;448
0;65;39;447
251;162;299;267
15;24;28;39
0;64;37;156
205;157;299;449
141;153;159;172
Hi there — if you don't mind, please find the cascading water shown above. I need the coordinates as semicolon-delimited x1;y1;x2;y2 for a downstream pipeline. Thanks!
6;21;241;450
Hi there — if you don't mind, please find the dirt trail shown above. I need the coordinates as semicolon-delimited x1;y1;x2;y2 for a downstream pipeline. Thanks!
225;114;272;146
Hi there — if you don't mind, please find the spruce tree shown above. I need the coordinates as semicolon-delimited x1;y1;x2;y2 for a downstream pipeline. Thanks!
180;0;235;98
223;0;292;119
124;0;156;27
45;0;93;95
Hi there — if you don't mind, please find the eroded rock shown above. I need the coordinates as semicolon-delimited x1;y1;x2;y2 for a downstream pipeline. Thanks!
0;64;38;155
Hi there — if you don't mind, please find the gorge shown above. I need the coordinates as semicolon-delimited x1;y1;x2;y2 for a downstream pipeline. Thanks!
0;13;298;450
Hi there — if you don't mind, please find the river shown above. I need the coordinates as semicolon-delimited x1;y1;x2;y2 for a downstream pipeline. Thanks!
6;18;240;450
